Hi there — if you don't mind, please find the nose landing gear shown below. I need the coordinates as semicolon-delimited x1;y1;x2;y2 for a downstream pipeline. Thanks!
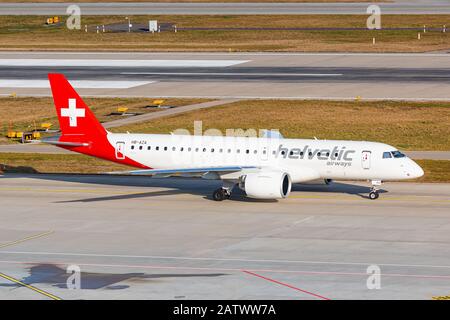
368;180;382;200
369;190;379;200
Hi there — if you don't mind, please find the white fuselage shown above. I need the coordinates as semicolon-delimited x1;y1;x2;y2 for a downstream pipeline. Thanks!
107;133;424;182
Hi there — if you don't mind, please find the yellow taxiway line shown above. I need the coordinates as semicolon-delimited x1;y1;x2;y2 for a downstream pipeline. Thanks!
0;272;61;300
0;231;54;249
0;231;61;299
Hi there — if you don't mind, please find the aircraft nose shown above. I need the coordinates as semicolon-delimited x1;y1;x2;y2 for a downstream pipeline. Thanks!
410;161;424;178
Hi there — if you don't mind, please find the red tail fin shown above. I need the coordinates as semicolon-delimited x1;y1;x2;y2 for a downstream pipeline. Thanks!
48;74;106;138
47;74;148;169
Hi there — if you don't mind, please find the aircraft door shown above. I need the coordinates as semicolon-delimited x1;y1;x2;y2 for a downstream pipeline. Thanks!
361;151;371;169
115;141;126;160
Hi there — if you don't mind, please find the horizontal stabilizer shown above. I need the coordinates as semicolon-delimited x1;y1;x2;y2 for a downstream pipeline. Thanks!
41;139;89;147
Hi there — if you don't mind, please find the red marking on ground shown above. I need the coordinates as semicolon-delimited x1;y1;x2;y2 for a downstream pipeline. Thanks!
242;269;330;300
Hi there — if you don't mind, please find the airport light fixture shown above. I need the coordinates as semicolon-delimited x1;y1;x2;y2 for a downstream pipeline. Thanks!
125;17;131;33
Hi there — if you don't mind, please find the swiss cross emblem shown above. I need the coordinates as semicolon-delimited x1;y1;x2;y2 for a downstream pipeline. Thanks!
61;98;85;127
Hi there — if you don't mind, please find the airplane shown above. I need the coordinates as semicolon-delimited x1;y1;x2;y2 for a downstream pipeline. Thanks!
43;74;424;201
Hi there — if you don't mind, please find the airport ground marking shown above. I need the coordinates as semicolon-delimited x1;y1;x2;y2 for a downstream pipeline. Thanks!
121;72;343;77
1;93;450;102
432;295;450;300
242;270;330;300
0;231;53;249
1;259;450;281
0;272;62;300
2;250;450;270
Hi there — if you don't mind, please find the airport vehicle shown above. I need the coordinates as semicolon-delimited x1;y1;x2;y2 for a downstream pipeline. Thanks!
44;74;424;201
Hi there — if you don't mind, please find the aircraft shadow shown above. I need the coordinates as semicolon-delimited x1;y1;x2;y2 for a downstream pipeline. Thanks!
0;173;386;202
0;264;227;290
292;182;387;199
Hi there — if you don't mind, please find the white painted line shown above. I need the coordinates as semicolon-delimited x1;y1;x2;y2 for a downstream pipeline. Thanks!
2;93;449;101
293;216;314;225
121;72;343;77
0;79;154;89
2;250;450;269
0;59;250;67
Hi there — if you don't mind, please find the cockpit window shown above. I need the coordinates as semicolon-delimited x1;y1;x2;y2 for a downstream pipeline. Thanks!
391;150;406;158
383;152;392;159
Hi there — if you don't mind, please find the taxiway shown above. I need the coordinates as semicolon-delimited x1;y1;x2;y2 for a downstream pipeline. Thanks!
0;174;449;299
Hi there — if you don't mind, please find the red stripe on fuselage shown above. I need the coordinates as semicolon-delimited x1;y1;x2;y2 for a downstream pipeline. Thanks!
59;134;150;169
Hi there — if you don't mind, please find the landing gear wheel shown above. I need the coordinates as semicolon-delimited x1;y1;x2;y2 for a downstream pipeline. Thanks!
213;188;226;201
369;191;379;200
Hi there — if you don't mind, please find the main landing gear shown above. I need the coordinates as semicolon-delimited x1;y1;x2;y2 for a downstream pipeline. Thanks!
368;180;382;200
212;188;231;201
212;181;235;201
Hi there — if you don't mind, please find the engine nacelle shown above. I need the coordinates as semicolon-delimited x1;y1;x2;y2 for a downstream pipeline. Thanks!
238;171;292;199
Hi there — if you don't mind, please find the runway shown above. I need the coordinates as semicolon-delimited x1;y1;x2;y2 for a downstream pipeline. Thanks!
1;52;450;100
0;174;449;299
1;1;449;15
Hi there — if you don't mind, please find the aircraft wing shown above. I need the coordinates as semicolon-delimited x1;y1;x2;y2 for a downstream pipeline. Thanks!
106;166;259;178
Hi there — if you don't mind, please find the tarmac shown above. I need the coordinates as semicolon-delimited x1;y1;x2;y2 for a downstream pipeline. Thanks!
0;174;449;299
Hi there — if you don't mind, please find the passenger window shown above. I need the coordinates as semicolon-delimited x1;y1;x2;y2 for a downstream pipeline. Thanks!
180;147;184;151
139;146;143;150
203;148;206;152
211;148;214;152
383;152;392;159
164;147;167;151
156;146;159;151
246;149;250;154
254;150;257;154
131;145;135;150
147;146;151;150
